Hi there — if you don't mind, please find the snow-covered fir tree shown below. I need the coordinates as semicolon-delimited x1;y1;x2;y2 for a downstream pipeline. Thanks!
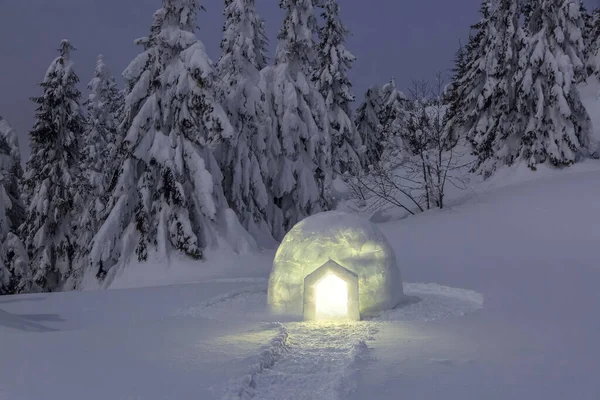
581;3;593;48
464;0;527;177
515;0;593;168
21;40;86;292
313;0;364;176
0;117;25;231
379;78;409;141
260;0;332;235
443;43;469;144
0;196;30;295
76;55;123;269
89;0;253;286
355;85;384;167
588;7;600;75
216;0;276;245
0;117;29;294
452;0;495;144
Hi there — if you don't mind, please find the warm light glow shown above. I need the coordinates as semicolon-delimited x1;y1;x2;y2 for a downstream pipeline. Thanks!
315;274;348;320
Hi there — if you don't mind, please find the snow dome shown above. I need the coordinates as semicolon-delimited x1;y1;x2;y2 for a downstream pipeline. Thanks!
268;211;405;321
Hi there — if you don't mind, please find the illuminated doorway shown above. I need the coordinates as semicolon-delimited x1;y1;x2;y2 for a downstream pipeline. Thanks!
303;260;360;321
315;274;348;320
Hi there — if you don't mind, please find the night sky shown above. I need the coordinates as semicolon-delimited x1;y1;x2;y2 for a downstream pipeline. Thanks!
0;0;597;156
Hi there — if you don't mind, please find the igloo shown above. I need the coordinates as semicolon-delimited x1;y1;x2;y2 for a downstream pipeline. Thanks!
267;211;405;321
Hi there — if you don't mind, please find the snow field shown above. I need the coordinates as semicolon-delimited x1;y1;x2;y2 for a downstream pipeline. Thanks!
177;281;483;399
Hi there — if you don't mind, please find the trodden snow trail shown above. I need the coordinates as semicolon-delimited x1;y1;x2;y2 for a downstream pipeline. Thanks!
244;321;377;400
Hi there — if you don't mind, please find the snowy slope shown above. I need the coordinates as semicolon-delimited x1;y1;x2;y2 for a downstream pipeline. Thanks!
2;163;600;399
350;162;600;400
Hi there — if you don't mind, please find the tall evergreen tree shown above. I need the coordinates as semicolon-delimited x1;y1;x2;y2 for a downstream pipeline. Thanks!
515;0;593;168
313;0;364;176
379;78;409;141
0;117;25;230
21;40;86;292
89;0;253;286
589;7;600;76
443;43;469;144
0;195;30;295
216;0;276;246
0;117;29;294
71;55;123;288
355;85;384;168
260;0;332;235
466;0;527;176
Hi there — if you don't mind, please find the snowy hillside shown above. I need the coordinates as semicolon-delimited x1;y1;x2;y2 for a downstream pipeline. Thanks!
2;164;600;400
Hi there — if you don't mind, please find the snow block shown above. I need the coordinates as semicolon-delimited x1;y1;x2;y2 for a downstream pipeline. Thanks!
268;211;405;319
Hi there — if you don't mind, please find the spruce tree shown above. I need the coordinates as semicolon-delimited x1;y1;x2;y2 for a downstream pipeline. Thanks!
21;40;86;292
313;0;364;176
216;0;275;245
71;55;123;288
0;196;30;295
89;0;253;285
379;78;409;141
443;43;469;144
515;0;593;168
0;117;29;294
260;0;332;235
355;85;384;168
0;117;25;231
467;0;527;176
589;7;600;76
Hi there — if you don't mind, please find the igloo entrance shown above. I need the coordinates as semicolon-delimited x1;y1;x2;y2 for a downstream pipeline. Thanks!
303;260;360;321
315;275;347;319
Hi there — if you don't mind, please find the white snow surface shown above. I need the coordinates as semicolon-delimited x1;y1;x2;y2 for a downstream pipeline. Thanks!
3;161;600;399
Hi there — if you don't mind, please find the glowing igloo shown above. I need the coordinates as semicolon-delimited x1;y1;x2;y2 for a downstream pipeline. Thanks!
267;211;405;321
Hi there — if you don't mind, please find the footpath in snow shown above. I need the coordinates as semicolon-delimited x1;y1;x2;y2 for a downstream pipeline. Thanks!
179;282;483;400
223;321;375;400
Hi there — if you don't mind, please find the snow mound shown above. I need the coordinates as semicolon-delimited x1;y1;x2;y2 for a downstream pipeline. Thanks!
268;211;405;318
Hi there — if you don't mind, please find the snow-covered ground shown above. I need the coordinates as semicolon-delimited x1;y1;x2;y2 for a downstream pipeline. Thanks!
2;161;600;399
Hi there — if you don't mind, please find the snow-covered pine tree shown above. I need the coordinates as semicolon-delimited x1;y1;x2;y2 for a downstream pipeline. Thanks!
216;0;276;246
379;78;409;141
21;40;86;292
0;195;30;295
0;117;25;231
466;0;527;177
515;0;593;168
581;3;593;47
313;0;364;176
89;0;253;286
355;85;384;168
589;7;600;75
443;43;469;144
72;55;123;288
443;1;496;166
260;0;332;235
0;117;29;294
